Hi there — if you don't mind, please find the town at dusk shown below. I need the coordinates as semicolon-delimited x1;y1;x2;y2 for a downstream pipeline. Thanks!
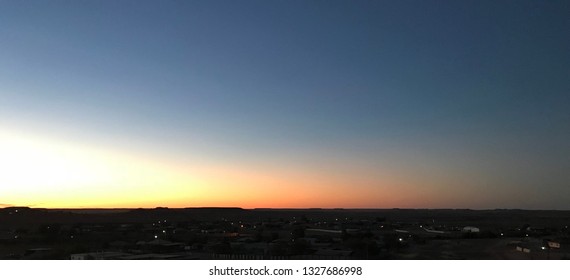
0;0;569;262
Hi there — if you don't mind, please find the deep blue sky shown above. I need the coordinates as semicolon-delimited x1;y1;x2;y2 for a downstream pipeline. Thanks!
1;1;569;209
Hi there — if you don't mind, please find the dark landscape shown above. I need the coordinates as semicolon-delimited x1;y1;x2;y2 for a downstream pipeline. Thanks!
1;207;568;260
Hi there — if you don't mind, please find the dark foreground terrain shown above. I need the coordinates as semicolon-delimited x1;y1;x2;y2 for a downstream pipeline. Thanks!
1;207;569;260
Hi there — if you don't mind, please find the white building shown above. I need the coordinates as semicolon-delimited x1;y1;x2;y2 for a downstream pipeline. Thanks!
462;226;480;233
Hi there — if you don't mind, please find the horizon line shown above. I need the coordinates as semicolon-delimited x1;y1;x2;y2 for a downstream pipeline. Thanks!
2;206;569;211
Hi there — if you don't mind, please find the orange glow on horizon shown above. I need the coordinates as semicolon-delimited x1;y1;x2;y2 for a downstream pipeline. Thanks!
0;127;459;209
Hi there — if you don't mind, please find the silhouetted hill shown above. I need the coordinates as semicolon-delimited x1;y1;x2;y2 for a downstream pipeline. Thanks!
1;207;569;230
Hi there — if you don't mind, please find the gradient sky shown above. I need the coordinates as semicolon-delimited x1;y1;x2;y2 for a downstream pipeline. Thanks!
1;0;569;209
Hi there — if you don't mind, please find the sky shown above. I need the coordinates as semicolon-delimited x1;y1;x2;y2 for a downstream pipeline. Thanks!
0;0;569;209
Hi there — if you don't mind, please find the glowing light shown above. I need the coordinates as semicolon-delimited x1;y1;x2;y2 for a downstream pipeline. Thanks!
0;125;461;209
0;128;206;208
0;131;114;193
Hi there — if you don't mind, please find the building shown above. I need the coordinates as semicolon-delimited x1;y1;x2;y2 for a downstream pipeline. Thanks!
71;252;131;260
462;226;480;233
